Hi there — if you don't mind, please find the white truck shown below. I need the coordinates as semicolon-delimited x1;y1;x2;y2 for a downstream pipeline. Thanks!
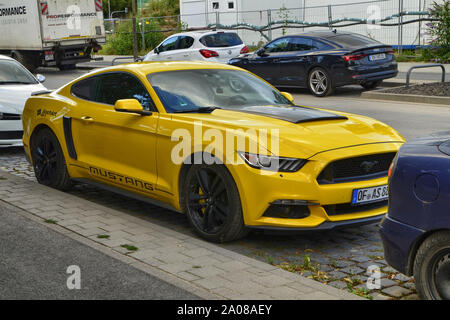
0;0;106;71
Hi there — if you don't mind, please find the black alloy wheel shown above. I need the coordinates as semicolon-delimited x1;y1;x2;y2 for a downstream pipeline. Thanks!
183;164;247;243
31;128;72;190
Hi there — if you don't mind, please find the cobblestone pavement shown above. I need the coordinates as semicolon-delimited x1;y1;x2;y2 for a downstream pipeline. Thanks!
0;147;419;300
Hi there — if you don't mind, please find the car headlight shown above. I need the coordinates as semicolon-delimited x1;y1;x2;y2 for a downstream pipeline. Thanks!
238;152;306;172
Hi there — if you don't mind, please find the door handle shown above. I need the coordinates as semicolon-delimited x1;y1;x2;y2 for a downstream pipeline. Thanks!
81;116;94;122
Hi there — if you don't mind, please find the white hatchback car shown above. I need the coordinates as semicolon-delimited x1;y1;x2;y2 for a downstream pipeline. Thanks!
0;55;48;147
143;30;249;64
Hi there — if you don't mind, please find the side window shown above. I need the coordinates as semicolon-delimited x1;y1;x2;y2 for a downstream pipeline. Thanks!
312;40;334;50
159;36;179;53
178;36;194;49
264;38;290;53
288;37;314;51
71;77;97;101
94;73;156;111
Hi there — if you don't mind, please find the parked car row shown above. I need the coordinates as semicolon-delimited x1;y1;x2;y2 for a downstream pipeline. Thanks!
144;29;398;97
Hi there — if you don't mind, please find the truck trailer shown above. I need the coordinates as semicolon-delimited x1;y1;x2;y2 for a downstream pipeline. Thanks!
0;0;106;71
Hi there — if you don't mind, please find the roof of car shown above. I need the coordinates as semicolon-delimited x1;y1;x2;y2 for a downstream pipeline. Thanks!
166;29;238;38
74;61;241;82
0;54;14;61
289;30;357;39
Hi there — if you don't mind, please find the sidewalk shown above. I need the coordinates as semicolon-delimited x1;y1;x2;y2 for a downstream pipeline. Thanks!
0;170;360;300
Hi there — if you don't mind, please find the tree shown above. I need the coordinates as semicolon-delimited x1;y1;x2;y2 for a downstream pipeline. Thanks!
425;1;450;63
103;0;132;18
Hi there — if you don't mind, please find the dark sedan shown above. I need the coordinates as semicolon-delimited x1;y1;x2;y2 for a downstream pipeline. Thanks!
380;132;450;300
229;31;398;96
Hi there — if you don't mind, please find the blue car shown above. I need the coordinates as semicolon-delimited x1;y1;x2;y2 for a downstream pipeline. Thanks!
229;31;398;97
380;132;450;300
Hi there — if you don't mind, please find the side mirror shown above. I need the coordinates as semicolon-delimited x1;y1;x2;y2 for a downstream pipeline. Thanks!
281;92;294;103
114;99;152;116
256;48;267;57
36;74;46;83
154;47;160;54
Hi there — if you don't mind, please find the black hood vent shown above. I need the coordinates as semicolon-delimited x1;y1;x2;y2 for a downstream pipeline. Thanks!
231;105;347;124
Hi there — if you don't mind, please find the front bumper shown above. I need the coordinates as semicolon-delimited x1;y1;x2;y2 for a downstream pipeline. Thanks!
379;215;425;275
0;120;23;147
230;142;402;230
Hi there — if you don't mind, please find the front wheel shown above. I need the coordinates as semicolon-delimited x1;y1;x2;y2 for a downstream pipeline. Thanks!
413;231;450;300
308;67;334;97
31;128;72;190
182;164;248;243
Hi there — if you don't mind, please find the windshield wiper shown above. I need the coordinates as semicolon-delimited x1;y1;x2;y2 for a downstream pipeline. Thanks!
173;106;221;114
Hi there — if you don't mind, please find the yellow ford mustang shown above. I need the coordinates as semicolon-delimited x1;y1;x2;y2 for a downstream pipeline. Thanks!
22;61;404;242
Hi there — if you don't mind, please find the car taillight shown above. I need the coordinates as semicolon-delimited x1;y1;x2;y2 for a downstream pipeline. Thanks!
343;54;367;62
386;50;395;54
199;49;219;58
240;46;249;54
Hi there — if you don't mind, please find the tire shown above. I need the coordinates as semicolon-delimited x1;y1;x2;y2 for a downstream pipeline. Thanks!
58;64;76;71
11;51;39;73
361;80;382;90
307;67;334;97
182;164;248;243
31;127;72;191
413;231;450;300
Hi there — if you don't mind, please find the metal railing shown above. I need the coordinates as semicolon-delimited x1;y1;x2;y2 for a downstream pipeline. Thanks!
104;0;444;50
406;64;446;87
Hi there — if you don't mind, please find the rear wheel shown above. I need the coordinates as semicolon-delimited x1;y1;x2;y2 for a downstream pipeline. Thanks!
31;128;72;190
361;80;382;90
413;231;450;300
182;164;248;243
308;67;334;97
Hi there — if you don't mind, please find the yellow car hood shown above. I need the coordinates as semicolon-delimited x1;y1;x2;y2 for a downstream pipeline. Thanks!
181;105;404;159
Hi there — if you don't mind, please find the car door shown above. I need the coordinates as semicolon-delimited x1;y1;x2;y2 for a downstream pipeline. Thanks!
276;36;315;87
169;36;195;60
153;36;180;61
245;37;291;85
69;72;159;195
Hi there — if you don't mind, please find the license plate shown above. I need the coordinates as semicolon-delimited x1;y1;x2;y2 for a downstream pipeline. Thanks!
44;54;54;61
352;185;388;205
369;53;386;61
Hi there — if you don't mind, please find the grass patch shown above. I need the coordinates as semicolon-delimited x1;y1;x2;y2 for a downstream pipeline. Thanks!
346;283;373;300
97;234;110;239
121;244;138;251
0;176;6;180
278;255;329;282
44;219;57;224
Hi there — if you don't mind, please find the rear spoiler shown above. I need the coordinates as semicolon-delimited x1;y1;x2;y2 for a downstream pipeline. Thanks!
350;45;393;54
31;90;53;96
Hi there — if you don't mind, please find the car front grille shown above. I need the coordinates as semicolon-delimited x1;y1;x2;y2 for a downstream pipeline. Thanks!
0;131;23;140
324;200;388;216
0;113;21;120
317;152;396;184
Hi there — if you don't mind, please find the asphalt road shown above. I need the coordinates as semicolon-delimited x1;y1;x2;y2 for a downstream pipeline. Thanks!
37;67;450;141
0;201;200;299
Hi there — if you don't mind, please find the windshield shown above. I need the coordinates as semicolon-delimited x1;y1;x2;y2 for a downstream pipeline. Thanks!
147;69;291;113
0;59;38;84
199;33;243;48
